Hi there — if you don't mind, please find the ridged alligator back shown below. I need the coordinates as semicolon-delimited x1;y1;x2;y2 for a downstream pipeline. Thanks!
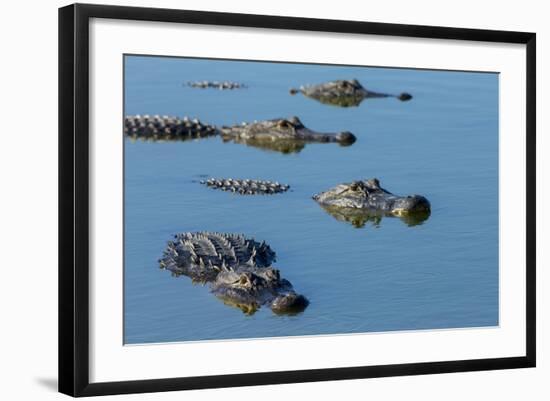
125;115;218;141
187;81;246;90
200;178;290;195
159;232;276;282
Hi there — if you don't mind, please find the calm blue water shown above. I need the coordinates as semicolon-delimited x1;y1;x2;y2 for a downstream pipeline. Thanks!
124;55;499;344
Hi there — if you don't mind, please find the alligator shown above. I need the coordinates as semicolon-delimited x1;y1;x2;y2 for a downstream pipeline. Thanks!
313;178;431;222
220;117;356;153
187;80;247;90
124;115;218;141
200;178;290;195
159;232;308;315
290;79;412;107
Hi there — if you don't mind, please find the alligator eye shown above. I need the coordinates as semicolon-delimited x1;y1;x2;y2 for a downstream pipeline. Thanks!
266;269;280;280
350;181;361;191
239;275;249;285
277;120;291;129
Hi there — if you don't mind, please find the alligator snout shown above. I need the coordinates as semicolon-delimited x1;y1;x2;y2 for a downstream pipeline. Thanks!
271;292;309;315
392;195;431;214
336;131;356;145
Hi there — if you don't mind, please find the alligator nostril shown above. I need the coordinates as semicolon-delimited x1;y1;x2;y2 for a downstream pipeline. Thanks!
398;92;413;101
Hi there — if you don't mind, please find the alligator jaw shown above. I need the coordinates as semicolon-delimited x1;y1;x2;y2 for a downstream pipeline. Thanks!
214;290;309;316
296;127;356;146
318;204;431;228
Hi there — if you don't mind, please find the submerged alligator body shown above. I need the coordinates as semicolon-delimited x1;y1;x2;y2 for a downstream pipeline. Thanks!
159;232;308;314
124;115;218;141
318;204;430;228
223;136;308;154
313;178;431;225
187;80;246;90
290;79;412;107
220;116;356;153
201;178;290;195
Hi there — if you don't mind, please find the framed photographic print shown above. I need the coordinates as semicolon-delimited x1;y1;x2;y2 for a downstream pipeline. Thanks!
58;3;536;397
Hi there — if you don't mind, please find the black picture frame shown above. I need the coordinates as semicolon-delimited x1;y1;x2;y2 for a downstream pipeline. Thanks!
59;3;536;397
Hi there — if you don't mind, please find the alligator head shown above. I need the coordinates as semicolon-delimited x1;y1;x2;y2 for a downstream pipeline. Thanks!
290;79;412;107
211;266;309;315
313;178;431;222
220;116;356;153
